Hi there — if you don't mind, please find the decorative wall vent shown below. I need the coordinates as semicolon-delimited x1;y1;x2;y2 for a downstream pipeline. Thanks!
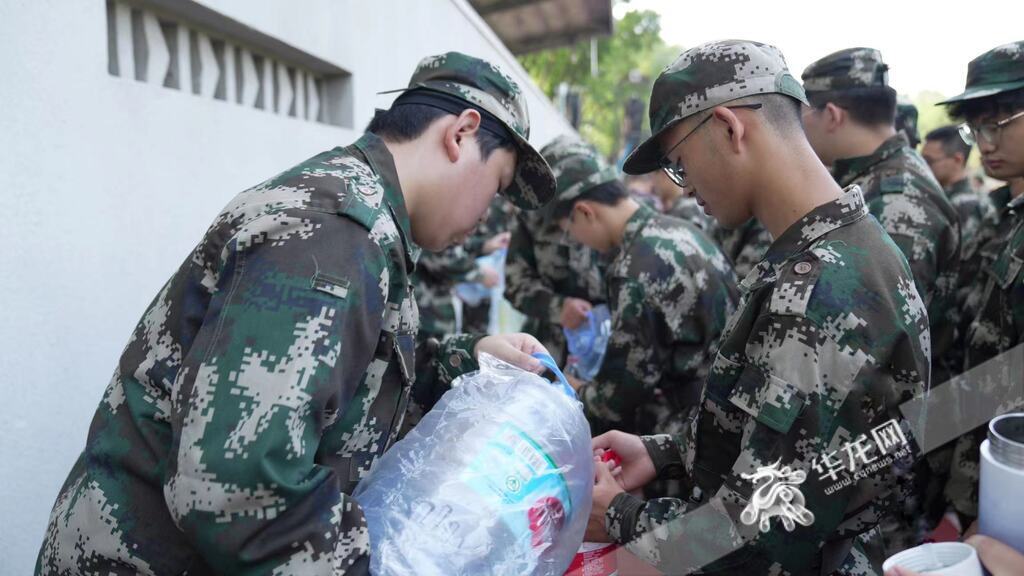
106;0;353;127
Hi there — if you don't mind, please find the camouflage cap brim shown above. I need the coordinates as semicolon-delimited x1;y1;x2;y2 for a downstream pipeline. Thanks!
506;131;558;210
623;40;807;175
939;78;1024;105
621;119;680;175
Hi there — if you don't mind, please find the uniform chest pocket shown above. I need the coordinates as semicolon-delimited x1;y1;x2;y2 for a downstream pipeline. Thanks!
726;364;806;435
704;351;745;404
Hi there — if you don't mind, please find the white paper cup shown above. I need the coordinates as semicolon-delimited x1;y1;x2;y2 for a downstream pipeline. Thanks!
882;542;982;576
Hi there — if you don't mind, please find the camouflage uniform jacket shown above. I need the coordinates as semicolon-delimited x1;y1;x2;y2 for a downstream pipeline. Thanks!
665;196;716;234
36;133;479;576
504;208;606;360
606;187;932;575
712;217;775;281
942;187;1024;520
946;177;999;373
831;133;960;387
964;185;1023;366
577;205;738;438
412;246;482;339
464;194;517;258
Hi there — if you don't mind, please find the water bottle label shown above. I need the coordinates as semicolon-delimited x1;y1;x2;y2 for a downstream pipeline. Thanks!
463;422;573;549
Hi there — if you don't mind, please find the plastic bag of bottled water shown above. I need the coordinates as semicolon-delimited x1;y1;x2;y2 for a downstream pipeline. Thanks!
353;352;593;576
563;304;611;381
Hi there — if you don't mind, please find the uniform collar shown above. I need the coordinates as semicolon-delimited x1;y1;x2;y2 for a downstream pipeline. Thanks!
988;184;1024;216
608;202;655;265
742;186;868;291
351;132;421;267
831;133;910;187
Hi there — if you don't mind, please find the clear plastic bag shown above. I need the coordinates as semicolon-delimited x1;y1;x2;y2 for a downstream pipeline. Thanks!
563;304;611;381
353;353;593;576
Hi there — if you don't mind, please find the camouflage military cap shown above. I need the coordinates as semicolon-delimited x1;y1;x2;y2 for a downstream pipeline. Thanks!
801;47;889;94
541;135;620;215
940;41;1024;104
622;40;807;175
896;100;921;147
384;51;556;210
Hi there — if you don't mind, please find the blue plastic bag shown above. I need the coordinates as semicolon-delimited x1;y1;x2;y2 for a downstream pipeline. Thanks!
563;304;611;381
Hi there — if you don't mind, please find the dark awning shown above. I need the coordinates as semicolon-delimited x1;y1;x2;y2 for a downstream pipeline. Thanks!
469;0;613;55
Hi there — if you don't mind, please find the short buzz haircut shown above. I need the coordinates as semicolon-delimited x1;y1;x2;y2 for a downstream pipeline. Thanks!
737;93;804;135
551;180;629;221
806;85;898;127
946;87;1024;123
365;104;514;160
925;125;972;165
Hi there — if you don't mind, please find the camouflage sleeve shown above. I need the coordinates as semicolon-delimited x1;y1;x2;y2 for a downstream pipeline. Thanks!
504;217;563;325
866;189;960;383
463;231;487;258
947;195;998;375
411;333;482;408
163;209;388;575
642;434;687;479
577;278;662;435
465;196;516;257
608;311;928;573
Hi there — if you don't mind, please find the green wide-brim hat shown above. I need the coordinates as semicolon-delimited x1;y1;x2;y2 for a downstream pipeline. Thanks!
940;41;1024;105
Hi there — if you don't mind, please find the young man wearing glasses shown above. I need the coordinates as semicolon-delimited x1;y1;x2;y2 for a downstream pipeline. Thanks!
935;39;1024;539
587;40;931;575
922;126;998;367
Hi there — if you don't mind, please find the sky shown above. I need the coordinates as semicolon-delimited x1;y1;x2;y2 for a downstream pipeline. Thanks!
614;0;1024;98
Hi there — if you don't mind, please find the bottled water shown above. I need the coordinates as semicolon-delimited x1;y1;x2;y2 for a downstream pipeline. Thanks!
354;353;593;576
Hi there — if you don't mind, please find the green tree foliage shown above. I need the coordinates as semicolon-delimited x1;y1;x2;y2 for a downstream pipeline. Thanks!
911;91;955;146
518;9;677;158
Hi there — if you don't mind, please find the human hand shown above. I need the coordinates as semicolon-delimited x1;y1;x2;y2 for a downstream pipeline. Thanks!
591;431;656;492
560;298;592;330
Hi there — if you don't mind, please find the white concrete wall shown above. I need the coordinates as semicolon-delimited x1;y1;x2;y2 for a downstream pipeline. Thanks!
0;0;572;572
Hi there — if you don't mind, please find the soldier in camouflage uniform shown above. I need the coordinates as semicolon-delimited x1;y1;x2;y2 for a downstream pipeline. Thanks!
543;135;738;443
460;195;517;334
711;218;774;281
412;245;494;341
896;100;921;149
922;126;999;368
665;195;714;230
505;181;608;362
802;47;961;390
936;40;1024;529
801;46;961;555
35;52;557;576
588;40;931;575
